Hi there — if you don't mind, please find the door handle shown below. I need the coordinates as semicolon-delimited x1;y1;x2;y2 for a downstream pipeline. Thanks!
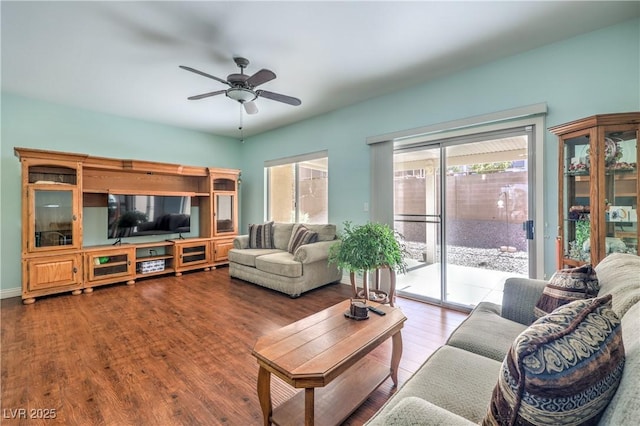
523;220;534;240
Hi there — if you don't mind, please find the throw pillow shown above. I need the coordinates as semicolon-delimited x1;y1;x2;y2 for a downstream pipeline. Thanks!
534;264;599;319
484;295;625;426
287;225;318;254
248;222;274;249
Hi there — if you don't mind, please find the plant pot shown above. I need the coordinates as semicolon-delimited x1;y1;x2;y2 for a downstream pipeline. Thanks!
349;266;396;307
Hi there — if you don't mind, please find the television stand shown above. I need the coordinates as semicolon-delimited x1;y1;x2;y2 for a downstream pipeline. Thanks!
14;147;240;304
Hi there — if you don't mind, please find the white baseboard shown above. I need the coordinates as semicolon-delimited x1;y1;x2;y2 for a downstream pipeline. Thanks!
0;287;21;299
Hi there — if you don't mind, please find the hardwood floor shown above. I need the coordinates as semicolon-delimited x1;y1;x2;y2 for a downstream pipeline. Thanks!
1;268;467;425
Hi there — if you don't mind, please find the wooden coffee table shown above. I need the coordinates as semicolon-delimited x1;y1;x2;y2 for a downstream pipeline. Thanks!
252;299;406;426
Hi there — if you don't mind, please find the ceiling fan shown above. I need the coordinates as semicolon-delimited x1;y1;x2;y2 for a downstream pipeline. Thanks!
179;57;301;115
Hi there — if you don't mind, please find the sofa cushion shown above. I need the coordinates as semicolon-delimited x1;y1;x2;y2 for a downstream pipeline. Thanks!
533;264;599;319
594;252;640;318
273;223;295;250
249;221;274;249
371;397;476;426
598;301;640;425
287;225;318;254
485;295;625;426
255;252;303;278
446;302;528;362
228;248;282;268
370;345;502;424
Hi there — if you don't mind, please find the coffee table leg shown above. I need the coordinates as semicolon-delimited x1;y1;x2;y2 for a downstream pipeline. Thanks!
257;366;272;425
390;331;403;387
304;388;315;426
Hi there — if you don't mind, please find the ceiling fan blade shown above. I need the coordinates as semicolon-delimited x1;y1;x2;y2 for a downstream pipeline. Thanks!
246;69;276;88
244;101;258;115
257;90;302;106
187;90;226;100
179;65;230;86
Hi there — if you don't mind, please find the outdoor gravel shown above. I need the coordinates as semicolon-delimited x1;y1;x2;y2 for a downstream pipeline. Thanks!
404;242;528;275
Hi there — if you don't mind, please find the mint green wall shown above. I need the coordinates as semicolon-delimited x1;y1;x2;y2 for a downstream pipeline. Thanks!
1;94;240;294
240;19;640;279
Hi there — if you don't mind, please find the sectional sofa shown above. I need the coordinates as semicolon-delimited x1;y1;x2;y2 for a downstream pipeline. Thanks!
366;253;639;425
228;222;342;297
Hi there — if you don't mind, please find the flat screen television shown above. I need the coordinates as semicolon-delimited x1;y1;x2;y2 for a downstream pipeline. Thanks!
108;194;191;239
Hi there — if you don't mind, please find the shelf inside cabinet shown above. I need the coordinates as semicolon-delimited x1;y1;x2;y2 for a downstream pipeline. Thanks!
28;165;78;185
134;241;175;276
213;178;235;191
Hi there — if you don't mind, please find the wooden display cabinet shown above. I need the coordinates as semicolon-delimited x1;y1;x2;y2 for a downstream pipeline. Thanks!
16;149;86;303
551;113;639;268
83;245;136;292
15;147;240;303
207;171;240;267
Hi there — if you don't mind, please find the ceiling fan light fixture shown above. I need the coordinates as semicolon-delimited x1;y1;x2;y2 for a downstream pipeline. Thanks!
181;58;301;112
226;88;257;103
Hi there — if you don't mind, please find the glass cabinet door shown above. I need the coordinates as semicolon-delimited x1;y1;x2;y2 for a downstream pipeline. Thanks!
603;129;638;258
30;187;79;250
215;194;235;234
562;134;592;263
212;175;238;236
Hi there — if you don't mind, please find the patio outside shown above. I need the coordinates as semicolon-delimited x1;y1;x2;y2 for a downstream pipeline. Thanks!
395;159;530;308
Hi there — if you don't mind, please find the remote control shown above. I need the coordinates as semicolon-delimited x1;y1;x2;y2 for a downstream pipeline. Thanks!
368;305;386;316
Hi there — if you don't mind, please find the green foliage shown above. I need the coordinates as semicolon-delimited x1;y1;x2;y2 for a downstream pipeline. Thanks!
447;161;514;175
469;161;512;173
575;219;590;251
329;221;408;274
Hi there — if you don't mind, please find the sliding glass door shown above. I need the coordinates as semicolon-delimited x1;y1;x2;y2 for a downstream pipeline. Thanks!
394;128;534;309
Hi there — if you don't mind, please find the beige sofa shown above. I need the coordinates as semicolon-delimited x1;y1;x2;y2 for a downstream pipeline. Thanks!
228;223;342;297
366;253;640;425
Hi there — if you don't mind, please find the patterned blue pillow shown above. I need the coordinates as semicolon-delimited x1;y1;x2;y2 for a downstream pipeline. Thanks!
484;294;625;426
534;264;599;319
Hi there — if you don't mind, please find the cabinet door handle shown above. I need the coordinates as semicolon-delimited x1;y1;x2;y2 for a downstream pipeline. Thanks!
73;215;77;221
73;267;78;274
127;261;131;266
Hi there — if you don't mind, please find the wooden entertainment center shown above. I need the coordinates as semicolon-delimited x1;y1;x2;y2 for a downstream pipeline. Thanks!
15;147;240;304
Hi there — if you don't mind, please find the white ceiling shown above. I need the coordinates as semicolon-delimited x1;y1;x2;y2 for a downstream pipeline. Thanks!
2;1;639;139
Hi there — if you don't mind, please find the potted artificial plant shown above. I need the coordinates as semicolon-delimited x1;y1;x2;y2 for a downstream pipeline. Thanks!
329;221;407;306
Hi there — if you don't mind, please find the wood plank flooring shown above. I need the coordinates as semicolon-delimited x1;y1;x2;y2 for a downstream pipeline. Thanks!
1;268;467;425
